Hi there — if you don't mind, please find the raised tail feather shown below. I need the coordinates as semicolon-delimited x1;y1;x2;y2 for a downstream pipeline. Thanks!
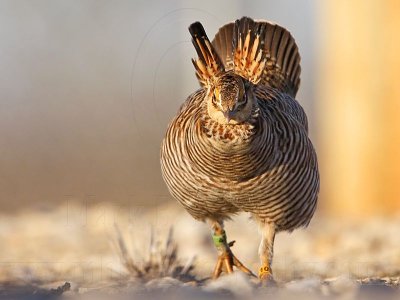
211;17;301;97
189;22;225;87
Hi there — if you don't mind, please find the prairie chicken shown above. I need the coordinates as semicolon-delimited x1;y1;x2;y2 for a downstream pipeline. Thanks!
160;17;319;281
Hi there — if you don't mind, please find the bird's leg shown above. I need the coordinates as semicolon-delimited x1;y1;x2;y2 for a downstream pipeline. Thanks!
209;220;255;279
258;222;276;283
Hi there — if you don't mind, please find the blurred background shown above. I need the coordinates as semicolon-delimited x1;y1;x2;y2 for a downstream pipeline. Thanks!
0;0;400;289
1;0;399;216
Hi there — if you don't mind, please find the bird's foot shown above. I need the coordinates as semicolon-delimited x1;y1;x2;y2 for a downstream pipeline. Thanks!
211;231;256;279
258;264;276;286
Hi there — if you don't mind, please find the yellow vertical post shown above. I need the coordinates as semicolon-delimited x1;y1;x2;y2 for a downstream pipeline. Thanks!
318;0;400;217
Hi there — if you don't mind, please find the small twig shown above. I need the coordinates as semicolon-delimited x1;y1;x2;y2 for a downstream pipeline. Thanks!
114;224;143;277
113;225;196;282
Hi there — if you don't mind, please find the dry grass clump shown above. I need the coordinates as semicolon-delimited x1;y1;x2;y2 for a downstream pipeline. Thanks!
113;225;197;282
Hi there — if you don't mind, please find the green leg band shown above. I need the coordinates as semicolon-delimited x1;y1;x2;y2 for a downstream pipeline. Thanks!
212;231;227;248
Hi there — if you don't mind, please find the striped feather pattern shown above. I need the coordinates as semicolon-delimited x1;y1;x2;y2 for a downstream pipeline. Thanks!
161;85;319;232
189;22;225;87
212;17;301;97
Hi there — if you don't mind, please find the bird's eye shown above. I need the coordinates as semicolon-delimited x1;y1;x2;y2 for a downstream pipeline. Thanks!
236;93;248;109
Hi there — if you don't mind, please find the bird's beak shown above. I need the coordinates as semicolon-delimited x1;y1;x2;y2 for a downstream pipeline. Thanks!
223;110;234;123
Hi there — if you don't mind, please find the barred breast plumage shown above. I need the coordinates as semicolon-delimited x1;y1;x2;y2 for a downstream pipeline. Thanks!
161;85;318;231
160;16;319;280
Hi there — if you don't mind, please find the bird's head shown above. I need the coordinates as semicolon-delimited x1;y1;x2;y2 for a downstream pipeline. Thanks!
207;73;255;124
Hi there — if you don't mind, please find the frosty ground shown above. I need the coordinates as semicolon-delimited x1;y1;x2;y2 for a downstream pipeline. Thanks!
0;201;399;299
